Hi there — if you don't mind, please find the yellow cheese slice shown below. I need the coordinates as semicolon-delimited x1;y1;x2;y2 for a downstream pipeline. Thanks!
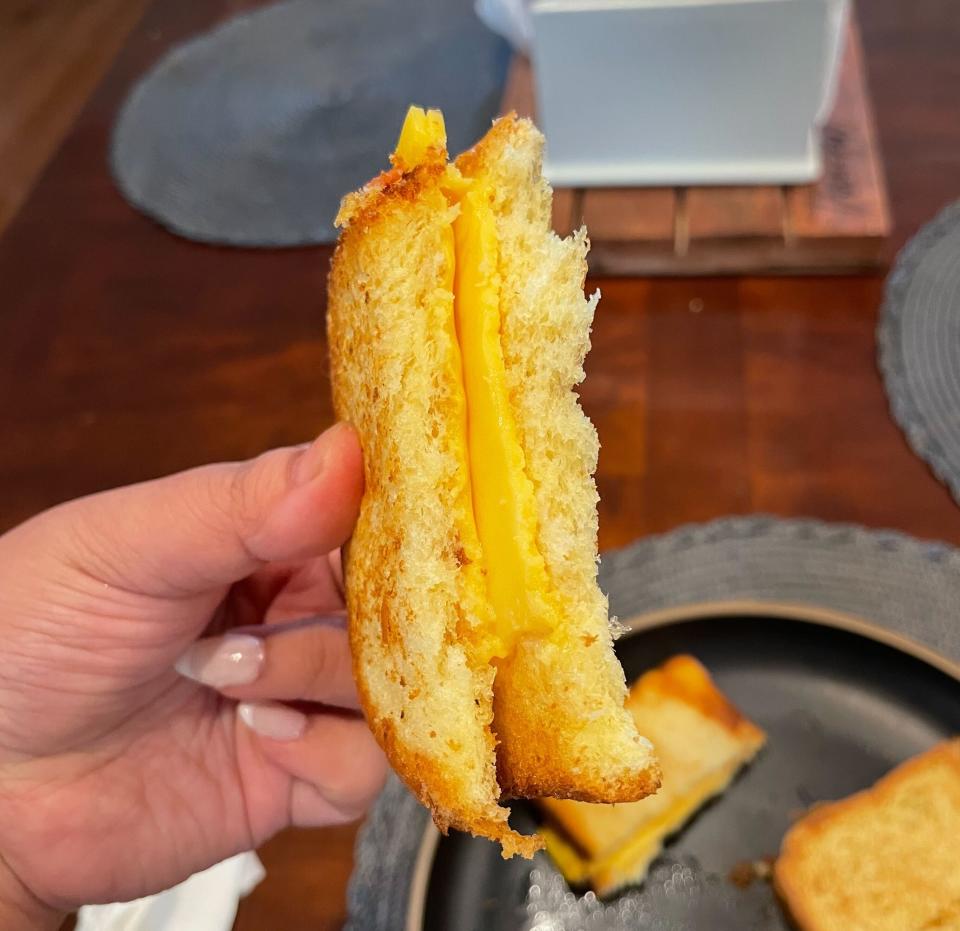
452;184;557;658
393;106;447;170
394;106;560;662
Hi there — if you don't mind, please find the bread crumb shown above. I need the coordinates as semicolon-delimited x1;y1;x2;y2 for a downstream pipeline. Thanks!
728;857;774;889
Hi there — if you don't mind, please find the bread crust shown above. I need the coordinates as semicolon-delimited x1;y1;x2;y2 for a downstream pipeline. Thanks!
633;655;766;745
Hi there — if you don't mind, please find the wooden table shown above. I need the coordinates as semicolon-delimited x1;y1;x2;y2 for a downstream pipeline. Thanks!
2;0;959;927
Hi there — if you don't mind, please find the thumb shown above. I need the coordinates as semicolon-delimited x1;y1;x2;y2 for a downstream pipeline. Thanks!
36;422;363;598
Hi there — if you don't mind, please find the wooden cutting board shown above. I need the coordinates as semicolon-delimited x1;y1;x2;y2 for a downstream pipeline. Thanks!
503;18;891;276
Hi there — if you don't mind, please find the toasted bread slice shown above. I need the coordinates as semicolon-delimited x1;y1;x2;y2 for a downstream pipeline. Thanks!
539;655;766;895
327;110;658;857
775;738;960;931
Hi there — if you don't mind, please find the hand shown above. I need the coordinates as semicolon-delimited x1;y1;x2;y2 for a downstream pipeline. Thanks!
0;424;386;928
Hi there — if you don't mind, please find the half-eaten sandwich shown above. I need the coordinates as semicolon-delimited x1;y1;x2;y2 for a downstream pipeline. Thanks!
327;107;660;857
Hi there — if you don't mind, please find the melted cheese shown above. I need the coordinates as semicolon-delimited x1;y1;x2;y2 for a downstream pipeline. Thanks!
452;185;557;657
393;106;447;170
394;107;558;661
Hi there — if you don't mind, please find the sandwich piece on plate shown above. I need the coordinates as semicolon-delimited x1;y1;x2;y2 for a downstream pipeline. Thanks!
539;655;766;895
327;107;659;858
775;738;960;931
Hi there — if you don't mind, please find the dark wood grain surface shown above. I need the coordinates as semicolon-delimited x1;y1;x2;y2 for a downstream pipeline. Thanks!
3;0;960;928
0;0;150;235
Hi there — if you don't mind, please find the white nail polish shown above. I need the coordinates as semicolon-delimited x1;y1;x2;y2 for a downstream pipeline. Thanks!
237;701;307;741
175;634;264;688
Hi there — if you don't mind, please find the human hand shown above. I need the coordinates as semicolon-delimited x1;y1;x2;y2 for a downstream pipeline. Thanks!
0;423;386;929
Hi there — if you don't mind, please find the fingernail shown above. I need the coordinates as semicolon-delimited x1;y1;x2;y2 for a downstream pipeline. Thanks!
292;423;352;486
175;634;264;688
238;701;307;741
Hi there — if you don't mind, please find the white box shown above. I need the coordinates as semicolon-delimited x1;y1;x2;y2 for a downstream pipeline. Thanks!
530;0;850;186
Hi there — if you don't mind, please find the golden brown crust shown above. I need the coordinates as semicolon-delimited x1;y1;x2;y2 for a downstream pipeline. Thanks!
335;125;448;231
453;111;519;176
632;655;766;747
774;739;960;931
505;759;663;807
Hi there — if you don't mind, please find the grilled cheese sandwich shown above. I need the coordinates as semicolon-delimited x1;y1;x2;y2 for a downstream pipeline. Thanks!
328;108;660;857
539;655;765;893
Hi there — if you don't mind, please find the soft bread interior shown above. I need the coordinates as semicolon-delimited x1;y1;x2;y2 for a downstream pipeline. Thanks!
329;108;658;857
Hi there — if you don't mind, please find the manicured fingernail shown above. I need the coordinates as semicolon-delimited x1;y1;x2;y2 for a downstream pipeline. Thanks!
237;701;307;741
175;634;264;688
292;423;352;485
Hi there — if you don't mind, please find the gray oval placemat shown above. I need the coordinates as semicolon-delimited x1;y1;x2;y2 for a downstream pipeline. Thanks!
878;200;960;503
346;515;960;930
110;0;509;247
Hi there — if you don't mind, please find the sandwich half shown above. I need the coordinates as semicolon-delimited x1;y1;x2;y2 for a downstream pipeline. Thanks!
327;107;659;857
539;654;766;894
775;738;960;931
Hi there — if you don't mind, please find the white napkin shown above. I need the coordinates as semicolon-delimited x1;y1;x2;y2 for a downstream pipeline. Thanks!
475;0;533;51
76;852;265;931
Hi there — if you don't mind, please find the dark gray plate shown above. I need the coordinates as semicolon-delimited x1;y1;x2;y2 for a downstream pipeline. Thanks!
417;613;960;930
